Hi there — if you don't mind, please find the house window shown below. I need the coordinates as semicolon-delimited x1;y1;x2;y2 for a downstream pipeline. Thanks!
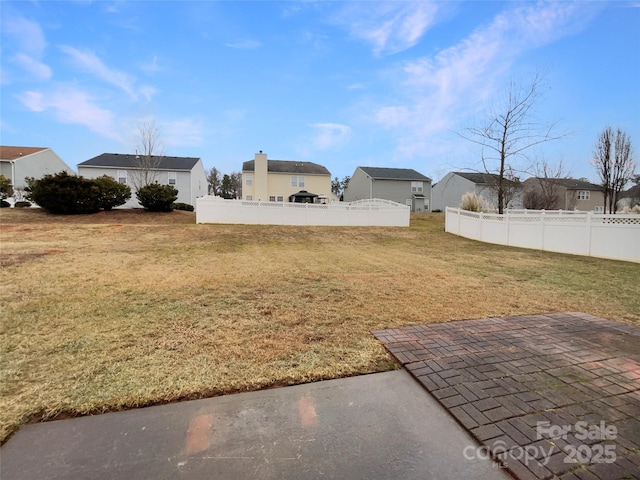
246;195;253;201
245;174;253;186
411;181;423;193
168;172;177;186
594;206;604;213
117;170;127;184
291;176;305;188
405;199;412;206
577;190;590;200
269;196;276;202
277;196;284;202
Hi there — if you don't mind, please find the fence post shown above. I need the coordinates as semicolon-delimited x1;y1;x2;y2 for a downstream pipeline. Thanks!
587;212;592;256
541;211;546;251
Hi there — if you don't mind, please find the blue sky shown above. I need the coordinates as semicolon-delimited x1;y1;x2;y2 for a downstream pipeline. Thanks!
1;1;638;183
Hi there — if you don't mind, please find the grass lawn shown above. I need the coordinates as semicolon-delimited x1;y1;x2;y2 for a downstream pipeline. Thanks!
1;208;639;444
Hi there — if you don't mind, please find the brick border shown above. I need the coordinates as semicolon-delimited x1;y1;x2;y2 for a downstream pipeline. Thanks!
373;313;640;480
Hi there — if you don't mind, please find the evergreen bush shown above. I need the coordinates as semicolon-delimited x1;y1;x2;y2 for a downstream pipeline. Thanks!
94;175;131;210
172;202;194;212
26;172;101;214
136;183;178;212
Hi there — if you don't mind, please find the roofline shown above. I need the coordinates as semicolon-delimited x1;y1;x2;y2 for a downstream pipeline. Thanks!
0;147;50;161
78;164;194;171
242;168;329;176
357;166;431;181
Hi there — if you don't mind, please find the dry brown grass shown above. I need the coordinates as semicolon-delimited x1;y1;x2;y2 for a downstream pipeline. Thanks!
1;208;638;444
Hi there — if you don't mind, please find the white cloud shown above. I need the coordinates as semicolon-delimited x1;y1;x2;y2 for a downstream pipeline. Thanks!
370;2;598;160
225;39;262;49
2;13;52;82
311;123;352;150
59;45;138;99
2;14;47;55
12;54;52;81
18;87;121;141
163;118;204;147
140;55;162;73
332;2;438;55
60;45;133;93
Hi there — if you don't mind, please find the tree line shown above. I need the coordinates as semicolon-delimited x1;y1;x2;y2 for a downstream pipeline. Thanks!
206;167;242;199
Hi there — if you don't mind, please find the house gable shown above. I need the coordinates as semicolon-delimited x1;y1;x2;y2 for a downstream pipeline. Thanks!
432;171;524;210
0;146;74;190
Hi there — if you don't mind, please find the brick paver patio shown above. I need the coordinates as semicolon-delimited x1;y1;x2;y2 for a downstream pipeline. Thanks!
373;312;640;480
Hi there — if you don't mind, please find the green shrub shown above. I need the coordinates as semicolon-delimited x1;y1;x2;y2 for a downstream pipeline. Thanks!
0;200;10;208
0;174;13;199
94;175;131;210
26;172;101;214
136;183;178;212
14;201;31;208
172;202;194;212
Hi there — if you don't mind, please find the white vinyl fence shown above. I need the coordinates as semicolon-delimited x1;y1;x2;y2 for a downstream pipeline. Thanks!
445;207;640;263
196;196;410;227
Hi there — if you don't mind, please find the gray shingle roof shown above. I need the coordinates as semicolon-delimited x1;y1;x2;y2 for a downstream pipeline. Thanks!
529;177;603;190
455;172;520;187
358;167;431;181
78;153;200;170
242;159;330;175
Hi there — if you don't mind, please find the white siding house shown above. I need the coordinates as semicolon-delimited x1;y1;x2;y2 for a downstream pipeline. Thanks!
343;166;432;212
77;153;208;209
0;146;74;192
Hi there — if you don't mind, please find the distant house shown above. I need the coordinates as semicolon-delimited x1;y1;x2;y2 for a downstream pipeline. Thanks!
522;178;605;212
432;171;523;211
342;166;432;212
241;151;331;203
0;146;74;191
77;153;208;209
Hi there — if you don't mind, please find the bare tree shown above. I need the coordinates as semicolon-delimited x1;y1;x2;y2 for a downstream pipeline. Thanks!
131;121;165;189
524;158;569;209
459;74;566;213
207;167;221;196
593;127;635;213
612;130;634;212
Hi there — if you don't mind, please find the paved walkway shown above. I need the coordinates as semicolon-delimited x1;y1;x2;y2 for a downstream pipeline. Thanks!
1;370;509;480
373;312;640;480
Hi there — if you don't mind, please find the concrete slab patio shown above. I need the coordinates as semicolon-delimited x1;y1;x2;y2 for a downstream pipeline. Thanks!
1;370;510;480
373;312;640;480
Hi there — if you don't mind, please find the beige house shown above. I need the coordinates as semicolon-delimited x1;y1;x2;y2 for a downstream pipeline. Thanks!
242;152;331;203
522;178;605;212
0;146;74;191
